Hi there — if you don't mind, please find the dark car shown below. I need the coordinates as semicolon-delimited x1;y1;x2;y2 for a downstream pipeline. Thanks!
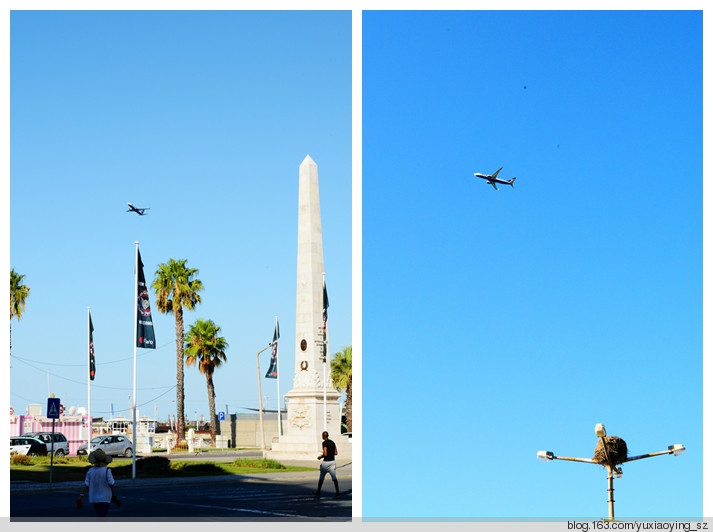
10;436;48;456
23;432;70;457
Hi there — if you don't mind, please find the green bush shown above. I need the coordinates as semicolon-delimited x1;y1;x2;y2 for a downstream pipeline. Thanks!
232;458;286;470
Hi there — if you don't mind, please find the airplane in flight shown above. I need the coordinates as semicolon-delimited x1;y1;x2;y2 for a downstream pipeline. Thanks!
127;203;150;215
474;167;516;190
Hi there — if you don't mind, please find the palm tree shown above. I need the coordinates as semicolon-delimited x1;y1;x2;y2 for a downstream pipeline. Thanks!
184;318;228;442
10;269;30;356
330;345;352;433
152;259;203;441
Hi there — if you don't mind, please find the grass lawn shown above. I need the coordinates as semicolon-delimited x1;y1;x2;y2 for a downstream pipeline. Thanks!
10;456;316;483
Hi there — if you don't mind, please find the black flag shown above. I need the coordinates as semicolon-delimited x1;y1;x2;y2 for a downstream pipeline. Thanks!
323;281;329;321
136;249;156;349
322;281;329;362
265;320;279;378
89;312;96;381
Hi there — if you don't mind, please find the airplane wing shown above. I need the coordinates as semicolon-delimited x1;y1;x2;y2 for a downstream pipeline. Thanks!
491;167;502;178
489;181;498;190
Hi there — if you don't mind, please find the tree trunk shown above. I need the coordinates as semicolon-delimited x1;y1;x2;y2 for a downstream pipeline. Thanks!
174;304;185;441
206;374;217;442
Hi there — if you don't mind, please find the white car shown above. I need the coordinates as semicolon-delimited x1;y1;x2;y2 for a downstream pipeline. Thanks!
10;436;48;456
77;434;133;457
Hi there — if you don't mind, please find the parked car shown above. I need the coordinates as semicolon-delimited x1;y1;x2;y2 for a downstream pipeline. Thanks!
23;432;70;457
76;434;133;457
10;436;48;456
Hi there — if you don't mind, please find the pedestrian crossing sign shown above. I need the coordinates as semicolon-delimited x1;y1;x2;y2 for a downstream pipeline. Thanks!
47;398;60;419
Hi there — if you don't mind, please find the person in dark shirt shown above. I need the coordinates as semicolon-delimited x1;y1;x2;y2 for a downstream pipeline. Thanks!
313;431;340;499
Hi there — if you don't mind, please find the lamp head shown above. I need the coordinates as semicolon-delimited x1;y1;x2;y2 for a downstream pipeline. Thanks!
537;450;554;462
595;423;607;438
669;444;685;457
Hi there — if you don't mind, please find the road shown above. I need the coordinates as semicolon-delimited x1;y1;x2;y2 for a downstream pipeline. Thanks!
10;455;352;521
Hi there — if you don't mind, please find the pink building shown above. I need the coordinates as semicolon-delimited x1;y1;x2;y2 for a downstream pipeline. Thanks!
10;413;92;455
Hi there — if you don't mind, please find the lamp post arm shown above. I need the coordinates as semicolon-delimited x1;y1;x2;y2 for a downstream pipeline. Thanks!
623;449;674;463
552;455;598;464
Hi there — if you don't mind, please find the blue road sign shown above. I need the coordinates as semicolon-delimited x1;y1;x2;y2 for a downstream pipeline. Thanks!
47;398;60;419
218;411;225;421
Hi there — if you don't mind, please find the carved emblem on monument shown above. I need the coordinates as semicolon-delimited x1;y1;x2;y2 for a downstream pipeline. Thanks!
289;405;311;430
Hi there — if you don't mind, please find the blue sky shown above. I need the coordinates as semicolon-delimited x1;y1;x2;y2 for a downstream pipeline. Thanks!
363;10;703;520
7;8;351;452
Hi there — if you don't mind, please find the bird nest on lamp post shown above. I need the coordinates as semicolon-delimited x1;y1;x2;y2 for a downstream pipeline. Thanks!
593;436;628;465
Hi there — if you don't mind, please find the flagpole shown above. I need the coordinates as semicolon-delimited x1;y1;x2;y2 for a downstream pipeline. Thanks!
132;242;138;479
322;272;327;432
275;315;282;436
87;307;91;453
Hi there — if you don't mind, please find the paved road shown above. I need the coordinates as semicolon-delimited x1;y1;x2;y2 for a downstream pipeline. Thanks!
10;459;352;521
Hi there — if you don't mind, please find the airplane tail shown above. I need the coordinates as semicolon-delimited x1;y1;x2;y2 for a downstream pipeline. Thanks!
508;177;516;187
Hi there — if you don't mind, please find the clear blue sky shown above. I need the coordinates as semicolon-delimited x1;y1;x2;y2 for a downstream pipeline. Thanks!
363;10;703;520
7;9;351;442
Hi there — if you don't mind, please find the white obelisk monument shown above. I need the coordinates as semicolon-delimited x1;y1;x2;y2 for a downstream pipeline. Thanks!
267;155;345;460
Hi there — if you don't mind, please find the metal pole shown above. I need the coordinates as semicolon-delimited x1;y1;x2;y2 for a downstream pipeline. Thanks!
49;417;55;486
257;351;264;452
323;353;327;431
275;316;282;436
606;466;615;521
256;344;271;454
598;434;615;521
322;272;327;432
132;242;138;479
87;307;92;456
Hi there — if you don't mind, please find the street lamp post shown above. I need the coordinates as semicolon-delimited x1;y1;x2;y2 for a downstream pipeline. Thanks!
255;342;274;454
537;423;685;521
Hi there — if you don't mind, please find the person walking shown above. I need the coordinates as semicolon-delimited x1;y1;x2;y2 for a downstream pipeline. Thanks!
77;448;116;518
313;431;340;499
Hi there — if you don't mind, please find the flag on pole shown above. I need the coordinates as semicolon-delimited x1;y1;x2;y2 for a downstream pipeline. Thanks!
136;249;156;349
265;320;279;378
322;281;329;362
89;312;96;381
323;281;329;321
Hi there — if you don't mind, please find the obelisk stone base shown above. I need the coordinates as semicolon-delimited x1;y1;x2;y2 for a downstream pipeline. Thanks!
267;389;349;460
